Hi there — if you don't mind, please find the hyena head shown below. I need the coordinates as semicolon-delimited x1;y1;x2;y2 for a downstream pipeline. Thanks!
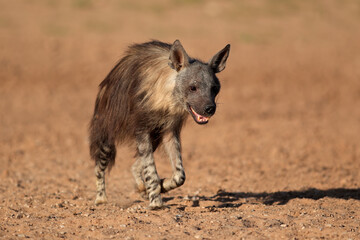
169;40;230;124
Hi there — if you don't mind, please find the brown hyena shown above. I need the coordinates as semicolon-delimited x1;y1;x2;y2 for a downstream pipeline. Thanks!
89;40;230;209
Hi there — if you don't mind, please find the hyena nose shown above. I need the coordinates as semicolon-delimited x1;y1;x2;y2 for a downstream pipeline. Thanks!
204;105;216;116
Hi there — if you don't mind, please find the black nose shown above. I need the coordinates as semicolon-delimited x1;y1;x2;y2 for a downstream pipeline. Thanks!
204;105;216;115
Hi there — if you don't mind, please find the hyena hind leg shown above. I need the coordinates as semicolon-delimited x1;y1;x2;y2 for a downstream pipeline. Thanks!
94;142;116;205
94;164;107;205
131;159;148;200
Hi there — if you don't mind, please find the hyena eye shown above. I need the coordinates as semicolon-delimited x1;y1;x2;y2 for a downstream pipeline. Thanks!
189;86;197;92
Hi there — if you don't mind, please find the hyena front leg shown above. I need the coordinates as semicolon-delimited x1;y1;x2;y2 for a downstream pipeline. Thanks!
136;132;163;209
161;132;186;193
93;142;116;205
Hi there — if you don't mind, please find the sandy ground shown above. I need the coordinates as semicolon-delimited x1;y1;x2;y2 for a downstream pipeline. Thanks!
1;0;360;239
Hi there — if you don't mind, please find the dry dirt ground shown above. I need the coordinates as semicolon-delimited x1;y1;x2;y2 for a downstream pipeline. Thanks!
1;0;360;239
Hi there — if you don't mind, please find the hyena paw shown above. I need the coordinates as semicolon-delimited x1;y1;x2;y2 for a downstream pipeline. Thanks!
140;191;149;200
135;183;149;200
94;194;108;205
148;198;164;210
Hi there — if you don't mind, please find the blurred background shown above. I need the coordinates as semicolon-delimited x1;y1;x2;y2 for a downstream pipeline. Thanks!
1;0;360;193
1;0;360;194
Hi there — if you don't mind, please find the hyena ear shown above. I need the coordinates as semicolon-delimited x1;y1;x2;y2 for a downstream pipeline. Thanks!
169;40;190;72
209;44;230;73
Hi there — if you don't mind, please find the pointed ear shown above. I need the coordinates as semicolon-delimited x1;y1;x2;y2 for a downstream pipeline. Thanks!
169;40;190;72
209;44;230;73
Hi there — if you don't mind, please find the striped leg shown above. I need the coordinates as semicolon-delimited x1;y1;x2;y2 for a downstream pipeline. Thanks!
160;131;186;193
95;164;108;205
136;132;163;209
94;143;115;205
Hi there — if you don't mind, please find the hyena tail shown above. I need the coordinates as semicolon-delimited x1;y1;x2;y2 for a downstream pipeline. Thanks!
89;88;117;171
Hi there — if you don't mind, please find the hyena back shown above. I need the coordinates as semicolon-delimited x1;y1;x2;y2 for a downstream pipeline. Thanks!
89;40;230;209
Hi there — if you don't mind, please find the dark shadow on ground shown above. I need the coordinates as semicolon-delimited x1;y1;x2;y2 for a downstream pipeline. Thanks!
199;188;360;207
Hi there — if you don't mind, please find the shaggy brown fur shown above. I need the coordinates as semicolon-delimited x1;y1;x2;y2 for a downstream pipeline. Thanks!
89;40;230;209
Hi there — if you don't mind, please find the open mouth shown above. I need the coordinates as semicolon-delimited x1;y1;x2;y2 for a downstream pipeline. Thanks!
188;104;210;124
